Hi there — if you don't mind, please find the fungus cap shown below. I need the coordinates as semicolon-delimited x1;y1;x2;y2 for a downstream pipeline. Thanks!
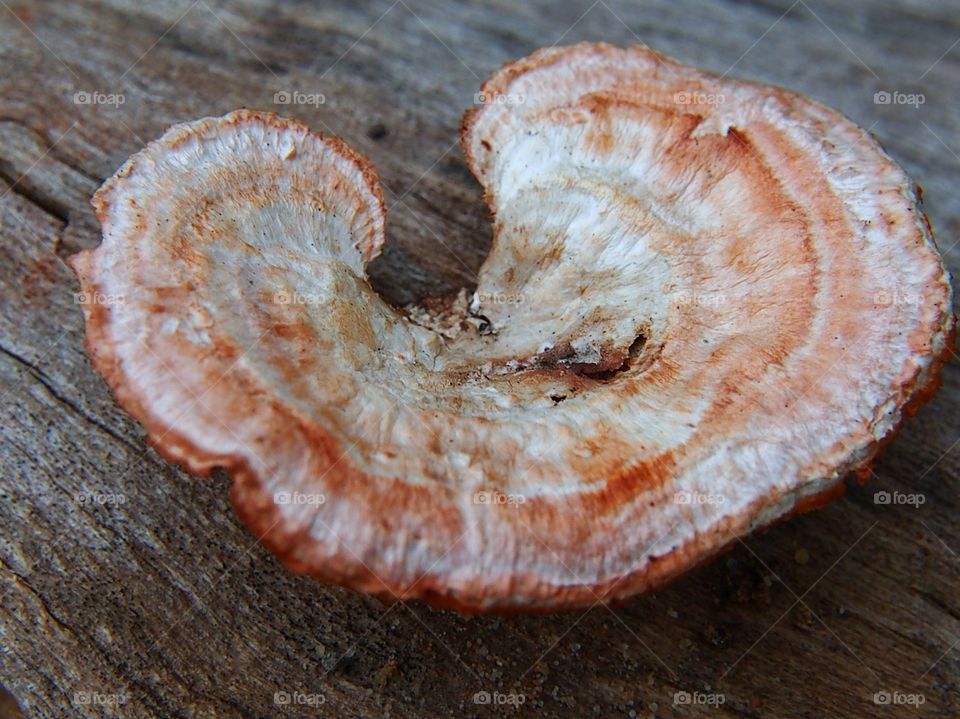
72;43;954;611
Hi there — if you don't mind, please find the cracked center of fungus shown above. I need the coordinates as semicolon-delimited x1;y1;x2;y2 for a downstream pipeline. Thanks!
72;44;954;611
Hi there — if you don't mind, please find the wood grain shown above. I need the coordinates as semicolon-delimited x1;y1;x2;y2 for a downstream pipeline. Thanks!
0;0;957;716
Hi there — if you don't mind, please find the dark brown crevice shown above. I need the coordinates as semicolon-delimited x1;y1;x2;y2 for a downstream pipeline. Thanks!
485;331;654;392
568;331;647;381
0;680;26;719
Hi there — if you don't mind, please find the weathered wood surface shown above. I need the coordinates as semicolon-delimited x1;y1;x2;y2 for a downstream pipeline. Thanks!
1;0;958;716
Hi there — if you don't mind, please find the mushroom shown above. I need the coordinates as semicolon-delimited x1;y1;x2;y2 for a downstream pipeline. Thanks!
72;43;954;612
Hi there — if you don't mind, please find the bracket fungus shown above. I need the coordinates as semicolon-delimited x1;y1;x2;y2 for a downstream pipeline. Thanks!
72;44;954;612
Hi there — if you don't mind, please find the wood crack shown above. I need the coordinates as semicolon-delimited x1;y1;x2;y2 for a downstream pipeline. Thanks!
0;560;73;635
0;343;141;456
0;167;71;226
